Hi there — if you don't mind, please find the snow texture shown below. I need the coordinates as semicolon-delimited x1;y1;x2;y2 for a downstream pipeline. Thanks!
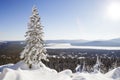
105;67;120;79
0;61;120;80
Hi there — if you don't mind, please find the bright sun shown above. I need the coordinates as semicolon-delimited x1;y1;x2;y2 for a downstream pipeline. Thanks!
106;1;120;21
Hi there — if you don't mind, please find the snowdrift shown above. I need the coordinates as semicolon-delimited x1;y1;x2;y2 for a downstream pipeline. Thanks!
0;68;71;80
0;61;72;80
72;72;110;80
105;67;120;80
0;62;120;80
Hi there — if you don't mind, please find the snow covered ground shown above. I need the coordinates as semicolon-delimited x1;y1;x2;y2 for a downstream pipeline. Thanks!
0;61;120;80
46;43;120;50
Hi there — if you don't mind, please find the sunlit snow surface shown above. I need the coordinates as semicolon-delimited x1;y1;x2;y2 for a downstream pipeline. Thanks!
0;61;120;80
46;43;120;50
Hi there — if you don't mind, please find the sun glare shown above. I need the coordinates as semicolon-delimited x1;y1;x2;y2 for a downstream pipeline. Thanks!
106;1;120;21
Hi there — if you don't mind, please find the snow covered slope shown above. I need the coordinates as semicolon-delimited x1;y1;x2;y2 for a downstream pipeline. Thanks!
0;62;71;80
105;67;120;80
0;62;120;80
72;72;111;80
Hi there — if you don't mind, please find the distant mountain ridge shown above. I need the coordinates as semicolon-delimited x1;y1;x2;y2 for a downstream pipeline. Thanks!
45;39;89;44
45;38;120;47
74;40;120;47
0;38;120;47
108;38;120;43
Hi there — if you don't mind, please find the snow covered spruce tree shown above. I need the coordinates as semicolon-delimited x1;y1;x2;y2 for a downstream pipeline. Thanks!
93;55;101;73
20;6;48;68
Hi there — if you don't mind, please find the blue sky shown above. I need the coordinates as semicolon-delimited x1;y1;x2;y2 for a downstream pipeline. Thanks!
0;0;120;40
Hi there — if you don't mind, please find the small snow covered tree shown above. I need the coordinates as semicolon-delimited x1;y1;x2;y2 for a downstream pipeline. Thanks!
93;55;101;73
75;64;82;72
20;6;47;68
82;61;86;72
113;60;117;69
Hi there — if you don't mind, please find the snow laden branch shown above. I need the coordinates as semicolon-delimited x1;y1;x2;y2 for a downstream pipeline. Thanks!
20;6;48;68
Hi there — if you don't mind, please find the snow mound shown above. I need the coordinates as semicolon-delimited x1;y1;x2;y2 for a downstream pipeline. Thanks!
0;62;72;80
10;61;29;70
10;61;48;70
0;68;58;80
59;69;73;77
105;67;120;79
72;72;111;80
0;62;120;80
0;64;14;72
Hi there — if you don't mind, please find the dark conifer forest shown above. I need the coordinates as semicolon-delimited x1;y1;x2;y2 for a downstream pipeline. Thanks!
0;41;120;73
